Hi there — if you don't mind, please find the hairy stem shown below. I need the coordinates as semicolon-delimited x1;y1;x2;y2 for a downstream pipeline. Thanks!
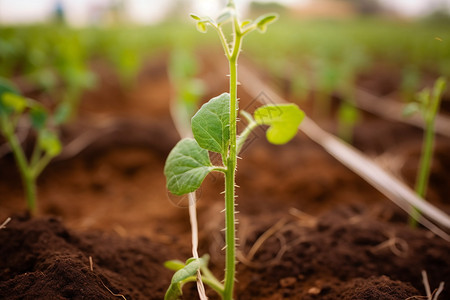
223;17;243;300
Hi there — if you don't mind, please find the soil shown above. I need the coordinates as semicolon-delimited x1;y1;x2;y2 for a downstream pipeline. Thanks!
1;54;449;299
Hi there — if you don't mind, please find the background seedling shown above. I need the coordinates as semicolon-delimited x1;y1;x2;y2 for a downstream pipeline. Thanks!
0;78;62;214
163;1;304;299
403;77;447;227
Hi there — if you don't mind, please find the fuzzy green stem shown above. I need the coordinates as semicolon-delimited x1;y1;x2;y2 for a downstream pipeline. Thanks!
223;18;243;300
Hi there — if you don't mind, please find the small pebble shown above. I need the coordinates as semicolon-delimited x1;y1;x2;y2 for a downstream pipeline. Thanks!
307;287;321;295
279;277;297;288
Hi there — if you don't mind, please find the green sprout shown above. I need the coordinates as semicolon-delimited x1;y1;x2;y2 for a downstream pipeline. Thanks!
163;2;304;299
0;78;62;215
403;77;447;227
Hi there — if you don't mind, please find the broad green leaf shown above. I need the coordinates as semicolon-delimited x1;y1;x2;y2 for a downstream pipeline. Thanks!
0;93;27;115
255;14;278;33
191;93;230;155
165;258;202;300
254;104;304;145
29;103;48;130
38;129;62;157
164;138;213;196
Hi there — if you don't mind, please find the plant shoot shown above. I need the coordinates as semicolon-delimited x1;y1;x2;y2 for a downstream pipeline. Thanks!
163;1;304;299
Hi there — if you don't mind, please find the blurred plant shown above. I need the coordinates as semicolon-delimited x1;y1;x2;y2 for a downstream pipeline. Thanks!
403;77;447;227
401;66;422;102
0;78;62;215
163;1;304;299
337;101;360;143
168;48;205;137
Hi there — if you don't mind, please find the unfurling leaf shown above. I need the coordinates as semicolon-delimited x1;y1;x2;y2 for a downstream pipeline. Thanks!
164;138;213;196
164;260;186;272
190;13;201;21
254;104;304;145
255;13;278;33
196;21;207;33
192;93;230;155
164;257;204;300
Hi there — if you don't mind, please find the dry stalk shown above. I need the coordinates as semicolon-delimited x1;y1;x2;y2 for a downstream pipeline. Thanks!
406;270;445;300
0;217;11;229
370;232;409;257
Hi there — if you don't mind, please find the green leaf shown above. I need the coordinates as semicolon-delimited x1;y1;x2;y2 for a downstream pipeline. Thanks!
164;258;202;300
191;93;230;155
241;19;252;28
255;14;278;33
196;21;207;33
38;129;62;157
254;104;304;145
217;9;232;25
0;78;19;98
164;260;186;272
403;102;420;117
190;13;201;21
0;93;27;115
164;138;213;196
29;103;48;130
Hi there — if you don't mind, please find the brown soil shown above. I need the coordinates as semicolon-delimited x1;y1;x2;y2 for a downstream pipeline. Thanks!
0;55;449;299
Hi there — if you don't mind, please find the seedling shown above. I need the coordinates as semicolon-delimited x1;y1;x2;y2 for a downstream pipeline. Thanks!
0;78;62;215
163;1;304;299
403;77;446;226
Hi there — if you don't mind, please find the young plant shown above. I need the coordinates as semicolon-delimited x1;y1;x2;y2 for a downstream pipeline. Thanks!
0;78;62;215
403;77;447;226
163;2;304;299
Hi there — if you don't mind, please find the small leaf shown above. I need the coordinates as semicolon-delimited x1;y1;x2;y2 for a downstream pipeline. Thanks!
403;102;419;117
192;93;230;155
190;13;201;21
196;21;207;33
38;129;62;157
164;138;213;196
254;104;304;145
164;260;186;272
241;19;252;28
255;14;278;33
0;93;27;115
164;258;202;300
29;103;48;130
217;9;232;25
